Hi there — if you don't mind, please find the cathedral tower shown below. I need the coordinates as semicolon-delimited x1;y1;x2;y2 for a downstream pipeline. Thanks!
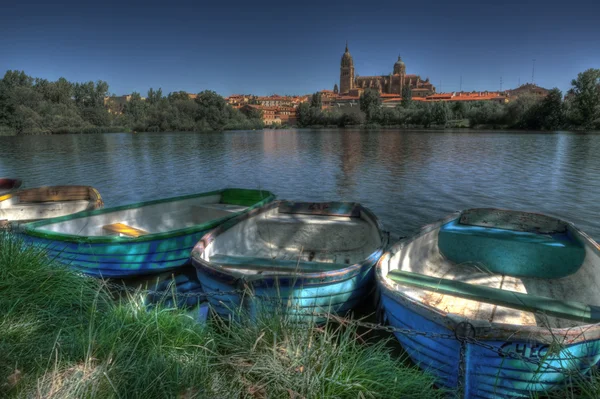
340;42;354;94
393;55;406;95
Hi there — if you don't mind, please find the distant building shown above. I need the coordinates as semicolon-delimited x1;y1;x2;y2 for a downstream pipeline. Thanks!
505;83;550;99
240;104;297;126
426;91;508;104
339;42;436;97
103;94;146;114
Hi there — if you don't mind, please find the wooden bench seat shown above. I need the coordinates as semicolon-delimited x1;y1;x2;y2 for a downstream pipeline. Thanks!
103;223;150;238
210;254;347;273
19;186;92;203
438;219;585;278
389;270;600;324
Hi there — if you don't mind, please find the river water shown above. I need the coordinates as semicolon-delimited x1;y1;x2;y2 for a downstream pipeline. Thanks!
1;129;600;239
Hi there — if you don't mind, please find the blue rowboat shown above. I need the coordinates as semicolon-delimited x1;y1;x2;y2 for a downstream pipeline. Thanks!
191;200;387;320
376;208;600;398
19;188;275;278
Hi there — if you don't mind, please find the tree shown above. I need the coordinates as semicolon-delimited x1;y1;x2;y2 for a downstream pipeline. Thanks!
123;92;148;128
310;92;322;109
296;103;311;127
537;88;564;130
240;106;263;121
432;101;449;126
451;101;468;120
401;85;412;108
194;90;233;131
359;89;381;122
568;68;600;128
147;88;163;105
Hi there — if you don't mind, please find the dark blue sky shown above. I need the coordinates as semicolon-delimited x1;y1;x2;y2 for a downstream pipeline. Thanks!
1;0;598;96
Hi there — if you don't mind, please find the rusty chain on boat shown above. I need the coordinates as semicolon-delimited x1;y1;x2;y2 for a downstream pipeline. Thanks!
102;281;579;376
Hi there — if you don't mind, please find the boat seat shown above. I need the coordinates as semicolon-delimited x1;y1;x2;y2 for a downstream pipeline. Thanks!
210;254;346;273
256;214;371;251
196;203;248;213
103;223;150;238
390;269;600;324
438;219;585;278
397;258;538;326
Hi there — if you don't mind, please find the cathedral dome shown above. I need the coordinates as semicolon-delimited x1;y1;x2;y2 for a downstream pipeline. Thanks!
393;55;405;75
341;42;354;67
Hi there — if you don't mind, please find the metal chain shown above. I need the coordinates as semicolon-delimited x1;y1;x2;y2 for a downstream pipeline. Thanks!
102;282;585;376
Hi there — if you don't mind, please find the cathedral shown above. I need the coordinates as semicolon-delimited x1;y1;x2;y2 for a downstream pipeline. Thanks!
339;43;436;97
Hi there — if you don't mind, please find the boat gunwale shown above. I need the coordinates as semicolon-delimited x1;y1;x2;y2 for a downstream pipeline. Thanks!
376;208;600;344
19;188;275;244
191;200;388;286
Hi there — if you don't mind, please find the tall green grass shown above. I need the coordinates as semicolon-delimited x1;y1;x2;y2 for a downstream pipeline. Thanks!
0;234;442;398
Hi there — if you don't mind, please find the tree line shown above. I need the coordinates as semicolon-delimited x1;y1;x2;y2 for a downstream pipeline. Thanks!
296;69;600;130
1;68;598;135
0;71;263;135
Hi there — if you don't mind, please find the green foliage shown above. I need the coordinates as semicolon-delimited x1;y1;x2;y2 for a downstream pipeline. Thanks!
401;85;412;108
310;92;322;109
432;101;450;126
360;89;382;122
296;101;364;128
537;88;564;130
567;68;600;128
0;71;262;134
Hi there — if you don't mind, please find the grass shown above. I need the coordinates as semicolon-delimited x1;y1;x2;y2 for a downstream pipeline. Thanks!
0;233;442;398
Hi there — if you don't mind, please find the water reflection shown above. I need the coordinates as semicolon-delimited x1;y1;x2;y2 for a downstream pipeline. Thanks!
1;129;599;239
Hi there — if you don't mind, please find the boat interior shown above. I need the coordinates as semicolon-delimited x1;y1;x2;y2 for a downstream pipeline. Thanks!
0;186;101;222
202;204;383;275
36;194;247;237
380;209;600;329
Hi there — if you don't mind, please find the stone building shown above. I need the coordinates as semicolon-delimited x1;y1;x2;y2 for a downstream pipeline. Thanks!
339;43;436;97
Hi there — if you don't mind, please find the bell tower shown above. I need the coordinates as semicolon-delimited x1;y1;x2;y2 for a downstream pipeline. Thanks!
340;41;355;94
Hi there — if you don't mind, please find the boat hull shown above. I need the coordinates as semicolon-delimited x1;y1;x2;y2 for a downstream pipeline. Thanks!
196;250;383;320
19;189;275;278
379;288;600;398
21;231;210;277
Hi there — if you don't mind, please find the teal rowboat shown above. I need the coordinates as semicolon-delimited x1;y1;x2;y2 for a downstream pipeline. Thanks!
19;188;275;277
191;201;387;320
376;208;600;398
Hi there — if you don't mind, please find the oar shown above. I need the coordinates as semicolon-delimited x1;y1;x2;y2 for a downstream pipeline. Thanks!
388;270;600;323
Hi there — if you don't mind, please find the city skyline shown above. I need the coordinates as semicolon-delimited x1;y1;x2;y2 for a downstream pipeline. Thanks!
1;0;598;97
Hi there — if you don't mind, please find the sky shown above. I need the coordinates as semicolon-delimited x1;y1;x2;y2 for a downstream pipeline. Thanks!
1;0;599;97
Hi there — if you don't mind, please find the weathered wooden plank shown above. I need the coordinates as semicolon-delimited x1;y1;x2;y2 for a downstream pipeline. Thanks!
103;223;149;238
388;270;600;323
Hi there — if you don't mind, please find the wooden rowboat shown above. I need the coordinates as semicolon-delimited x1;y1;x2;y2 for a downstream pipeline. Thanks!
191;201;387;320
0;185;103;222
19;188;275;278
0;178;22;195
376;208;600;398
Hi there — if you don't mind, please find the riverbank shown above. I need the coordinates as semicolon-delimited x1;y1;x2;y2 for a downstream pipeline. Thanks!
3;234;600;397
0;126;132;136
0;233;442;398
